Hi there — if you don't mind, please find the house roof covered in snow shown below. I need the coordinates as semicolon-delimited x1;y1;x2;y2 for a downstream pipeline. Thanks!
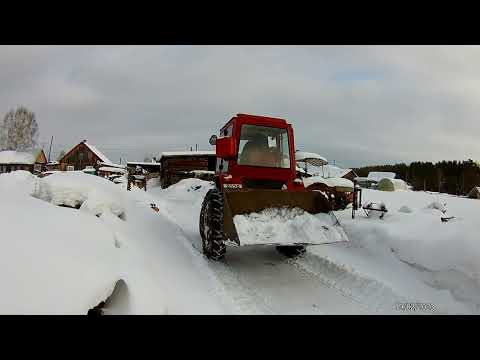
322;164;353;178
159;151;216;159
82;142;111;164
367;171;396;182
58;141;112;165
0;151;37;164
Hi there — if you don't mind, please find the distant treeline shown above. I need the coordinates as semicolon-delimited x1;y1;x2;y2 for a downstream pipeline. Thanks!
353;160;480;195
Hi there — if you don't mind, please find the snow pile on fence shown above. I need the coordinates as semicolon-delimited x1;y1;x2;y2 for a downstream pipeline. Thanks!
34;171;127;218
234;208;348;246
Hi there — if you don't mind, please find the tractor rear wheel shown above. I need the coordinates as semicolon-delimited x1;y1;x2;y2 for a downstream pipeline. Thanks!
199;189;226;260
276;245;306;258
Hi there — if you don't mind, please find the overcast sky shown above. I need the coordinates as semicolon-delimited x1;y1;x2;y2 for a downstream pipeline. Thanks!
1;45;479;168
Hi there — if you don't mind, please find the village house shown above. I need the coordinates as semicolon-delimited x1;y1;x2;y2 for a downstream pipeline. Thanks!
0;149;47;174
159;151;216;188
58;140;112;172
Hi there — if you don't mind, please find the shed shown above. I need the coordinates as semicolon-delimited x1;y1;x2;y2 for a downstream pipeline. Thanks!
0;149;47;174
159;151;216;188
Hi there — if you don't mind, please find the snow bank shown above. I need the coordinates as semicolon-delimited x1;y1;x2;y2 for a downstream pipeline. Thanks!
325;188;480;312
34;172;127;218
0;172;230;314
234;208;348;246
398;205;413;213
0;173;121;314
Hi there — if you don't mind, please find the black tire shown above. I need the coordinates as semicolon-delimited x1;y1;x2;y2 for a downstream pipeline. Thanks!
276;245;306;258
199;189;226;260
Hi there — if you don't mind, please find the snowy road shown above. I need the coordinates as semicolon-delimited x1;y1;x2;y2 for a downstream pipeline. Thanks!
208;246;370;314
149;181;375;315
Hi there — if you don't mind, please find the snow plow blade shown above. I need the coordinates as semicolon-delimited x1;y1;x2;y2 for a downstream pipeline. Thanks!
223;190;347;246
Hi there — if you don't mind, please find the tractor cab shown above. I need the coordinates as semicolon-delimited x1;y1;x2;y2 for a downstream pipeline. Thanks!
209;114;302;191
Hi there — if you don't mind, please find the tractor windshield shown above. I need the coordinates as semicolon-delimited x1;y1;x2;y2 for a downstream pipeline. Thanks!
237;124;291;168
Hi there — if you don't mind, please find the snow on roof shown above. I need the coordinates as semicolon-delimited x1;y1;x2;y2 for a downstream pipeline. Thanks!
295;152;328;166
99;166;126;173
367;171;396;181
98;161;126;169
296;163;352;179
160;151;216;158
82;142;112;164
47;161;59;165
303;176;354;190
322;164;352;178
127;161;161;166
0;151;36;164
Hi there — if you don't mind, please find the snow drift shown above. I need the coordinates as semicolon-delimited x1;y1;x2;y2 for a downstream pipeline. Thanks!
34;171;127;219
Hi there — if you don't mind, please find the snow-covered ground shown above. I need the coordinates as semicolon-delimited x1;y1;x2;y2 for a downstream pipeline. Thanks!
1;171;479;314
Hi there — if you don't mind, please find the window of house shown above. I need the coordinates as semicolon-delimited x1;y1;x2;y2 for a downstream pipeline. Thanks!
67;165;74;171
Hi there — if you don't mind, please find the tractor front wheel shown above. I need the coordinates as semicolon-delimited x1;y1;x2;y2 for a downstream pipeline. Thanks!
199;189;226;260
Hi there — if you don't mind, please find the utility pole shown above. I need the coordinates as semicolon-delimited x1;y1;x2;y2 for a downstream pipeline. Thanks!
48;136;53;163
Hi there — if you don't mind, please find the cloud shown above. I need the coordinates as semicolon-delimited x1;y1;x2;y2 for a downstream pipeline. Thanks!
0;45;479;167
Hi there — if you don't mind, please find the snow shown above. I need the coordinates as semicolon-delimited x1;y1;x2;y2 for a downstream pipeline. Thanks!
0;171;232;314
160;151;216;159
367;171;396;181
3;167;480;314
321;164;352;178
233;208;348;246
303;176;354;191
82;142;112;164
0;150;36;164
99;166;126;174
296;162;352;179
127;162;160;167
34;172;127;219
309;188;480;313
295;152;328;166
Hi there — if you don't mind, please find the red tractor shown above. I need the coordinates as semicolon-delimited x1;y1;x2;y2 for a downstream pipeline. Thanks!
199;114;332;260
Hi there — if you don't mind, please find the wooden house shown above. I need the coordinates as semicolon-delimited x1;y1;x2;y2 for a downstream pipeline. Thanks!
58;140;112;172
159;151;216;188
0;149;47;174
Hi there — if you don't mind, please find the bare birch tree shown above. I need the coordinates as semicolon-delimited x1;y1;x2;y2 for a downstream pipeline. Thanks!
0;106;39;151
